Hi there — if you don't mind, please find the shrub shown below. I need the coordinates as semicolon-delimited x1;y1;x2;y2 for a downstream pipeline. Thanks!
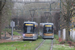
1;33;4;35
3;28;11;33
38;36;42;39
60;41;67;44
54;34;59;40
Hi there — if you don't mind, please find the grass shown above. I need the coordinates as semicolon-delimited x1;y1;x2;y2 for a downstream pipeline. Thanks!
54;34;59;40
38;40;52;50
53;44;75;50
53;35;75;50
38;39;60;50
0;39;43;50
53;39;59;44
13;31;21;36
0;35;75;50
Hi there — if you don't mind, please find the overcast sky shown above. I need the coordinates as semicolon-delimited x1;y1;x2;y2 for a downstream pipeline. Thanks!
12;0;58;2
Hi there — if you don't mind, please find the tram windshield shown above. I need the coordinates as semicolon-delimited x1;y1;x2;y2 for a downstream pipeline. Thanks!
24;26;34;33
23;23;35;33
43;27;53;33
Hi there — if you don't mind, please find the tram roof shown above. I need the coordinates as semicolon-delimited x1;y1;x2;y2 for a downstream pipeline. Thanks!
40;23;54;26
24;21;38;25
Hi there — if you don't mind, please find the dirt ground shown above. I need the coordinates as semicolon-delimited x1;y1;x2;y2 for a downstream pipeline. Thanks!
0;32;22;43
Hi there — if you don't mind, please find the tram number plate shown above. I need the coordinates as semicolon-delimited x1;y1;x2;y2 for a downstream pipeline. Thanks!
25;34;33;37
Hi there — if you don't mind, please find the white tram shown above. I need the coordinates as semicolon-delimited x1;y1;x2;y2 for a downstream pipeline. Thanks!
23;21;38;40
40;23;54;40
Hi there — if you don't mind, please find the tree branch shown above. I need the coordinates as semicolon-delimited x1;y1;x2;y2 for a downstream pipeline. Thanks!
61;0;67;7
0;0;6;11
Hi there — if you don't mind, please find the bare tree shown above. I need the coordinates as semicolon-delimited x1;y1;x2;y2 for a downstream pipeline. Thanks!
0;0;6;39
62;0;75;41
54;13;60;34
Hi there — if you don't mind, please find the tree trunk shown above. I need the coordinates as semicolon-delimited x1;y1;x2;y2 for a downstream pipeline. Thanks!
66;1;71;41
0;1;2;39
0;0;6;39
66;22;70;41
0;12;2;39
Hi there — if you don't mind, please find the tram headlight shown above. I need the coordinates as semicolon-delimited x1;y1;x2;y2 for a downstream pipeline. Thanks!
23;34;25;37
33;34;35;36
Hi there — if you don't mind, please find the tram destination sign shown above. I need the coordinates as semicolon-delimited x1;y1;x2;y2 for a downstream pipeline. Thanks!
45;25;52;27
25;24;33;26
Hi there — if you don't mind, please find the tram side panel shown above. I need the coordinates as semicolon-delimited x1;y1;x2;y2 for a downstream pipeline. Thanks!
33;25;38;39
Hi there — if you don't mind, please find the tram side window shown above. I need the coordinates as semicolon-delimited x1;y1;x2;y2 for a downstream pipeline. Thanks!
24;26;27;33
23;24;27;33
34;27;37;33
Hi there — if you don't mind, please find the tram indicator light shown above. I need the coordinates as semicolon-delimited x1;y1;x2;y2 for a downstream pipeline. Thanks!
35;25;36;27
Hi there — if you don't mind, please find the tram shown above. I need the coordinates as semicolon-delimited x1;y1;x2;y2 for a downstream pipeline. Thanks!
23;21;38;41
40;23;54;40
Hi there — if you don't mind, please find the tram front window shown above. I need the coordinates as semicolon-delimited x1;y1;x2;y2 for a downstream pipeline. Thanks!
43;27;53;33
24;26;34;33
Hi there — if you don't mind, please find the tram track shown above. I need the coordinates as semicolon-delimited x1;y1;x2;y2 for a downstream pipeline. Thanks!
35;39;53;50
35;40;45;50
50;40;53;50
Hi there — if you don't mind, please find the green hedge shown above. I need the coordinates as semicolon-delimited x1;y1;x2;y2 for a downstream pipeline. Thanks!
54;34;59;40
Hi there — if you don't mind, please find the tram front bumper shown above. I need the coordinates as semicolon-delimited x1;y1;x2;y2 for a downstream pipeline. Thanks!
43;35;54;39
23;37;37;40
23;36;37;40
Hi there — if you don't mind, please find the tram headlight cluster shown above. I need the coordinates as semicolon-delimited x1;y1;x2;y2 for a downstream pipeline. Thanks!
23;34;25;37
33;34;35;36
